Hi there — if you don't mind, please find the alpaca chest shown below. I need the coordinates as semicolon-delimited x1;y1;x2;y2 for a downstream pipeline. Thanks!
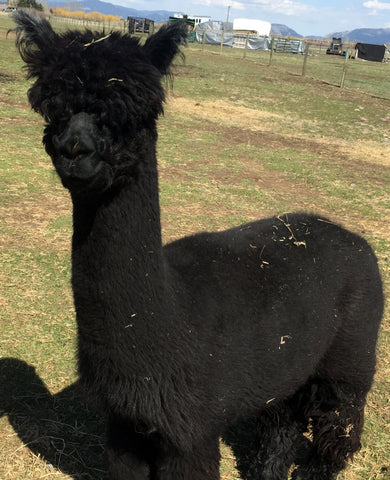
78;335;208;449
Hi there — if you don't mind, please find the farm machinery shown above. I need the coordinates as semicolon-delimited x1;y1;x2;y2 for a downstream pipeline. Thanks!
326;37;346;56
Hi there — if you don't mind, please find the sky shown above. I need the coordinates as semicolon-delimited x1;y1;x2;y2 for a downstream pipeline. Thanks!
107;0;390;36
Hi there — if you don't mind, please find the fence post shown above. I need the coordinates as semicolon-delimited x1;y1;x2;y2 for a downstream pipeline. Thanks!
219;31;225;54
268;37;275;65
302;43;309;76
243;32;250;59
269;37;275;65
340;50;349;88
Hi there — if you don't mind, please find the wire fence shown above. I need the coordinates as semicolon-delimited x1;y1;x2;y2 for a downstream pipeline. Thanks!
49;14;127;32
192;35;390;101
44;16;390;101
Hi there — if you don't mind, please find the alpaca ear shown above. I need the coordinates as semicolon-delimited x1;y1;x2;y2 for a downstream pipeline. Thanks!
143;20;187;75
13;10;57;76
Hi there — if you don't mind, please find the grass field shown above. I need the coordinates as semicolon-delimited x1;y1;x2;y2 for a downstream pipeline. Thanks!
1;14;389;479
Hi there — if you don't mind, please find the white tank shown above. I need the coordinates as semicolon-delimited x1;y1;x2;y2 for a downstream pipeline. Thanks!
233;18;271;36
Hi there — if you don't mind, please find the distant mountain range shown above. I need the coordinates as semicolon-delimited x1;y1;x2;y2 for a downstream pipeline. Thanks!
328;28;390;44
49;0;390;44
270;24;303;38
256;24;390;43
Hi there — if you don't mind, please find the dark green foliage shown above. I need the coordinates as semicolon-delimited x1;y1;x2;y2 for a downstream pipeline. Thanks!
17;0;44;11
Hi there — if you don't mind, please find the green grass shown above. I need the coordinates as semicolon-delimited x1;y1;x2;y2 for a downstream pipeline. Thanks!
1;15;389;480
179;45;390;142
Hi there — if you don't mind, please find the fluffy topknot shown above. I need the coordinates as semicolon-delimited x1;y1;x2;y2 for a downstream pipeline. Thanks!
13;11;187;131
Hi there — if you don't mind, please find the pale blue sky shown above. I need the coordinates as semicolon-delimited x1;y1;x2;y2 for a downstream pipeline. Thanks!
109;0;390;36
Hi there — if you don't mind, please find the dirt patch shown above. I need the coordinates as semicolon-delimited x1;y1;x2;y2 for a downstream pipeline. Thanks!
0;190;72;251
161;95;389;242
0;72;16;83
166;96;390;167
166;95;285;131
338;140;390;167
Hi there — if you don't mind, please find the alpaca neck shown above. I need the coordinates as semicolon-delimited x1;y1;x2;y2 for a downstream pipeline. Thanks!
70;139;166;340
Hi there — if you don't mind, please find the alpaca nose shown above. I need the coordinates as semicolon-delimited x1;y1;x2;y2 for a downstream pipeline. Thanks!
54;134;96;159
53;113;98;159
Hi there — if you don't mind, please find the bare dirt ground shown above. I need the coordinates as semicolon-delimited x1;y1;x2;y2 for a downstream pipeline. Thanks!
168;96;390;167
161;95;390;245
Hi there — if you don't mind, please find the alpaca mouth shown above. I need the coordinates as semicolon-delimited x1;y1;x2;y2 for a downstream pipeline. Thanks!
65;153;104;179
57;153;113;193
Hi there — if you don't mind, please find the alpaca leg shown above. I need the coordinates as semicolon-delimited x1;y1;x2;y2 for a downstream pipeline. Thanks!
292;381;367;480
224;405;308;480
155;436;220;480
106;417;152;480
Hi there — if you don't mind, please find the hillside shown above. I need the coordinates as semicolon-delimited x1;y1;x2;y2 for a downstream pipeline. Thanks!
270;23;302;38
330;28;390;44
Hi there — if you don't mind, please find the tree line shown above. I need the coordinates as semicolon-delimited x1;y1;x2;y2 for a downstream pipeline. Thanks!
12;2;122;23
50;6;121;23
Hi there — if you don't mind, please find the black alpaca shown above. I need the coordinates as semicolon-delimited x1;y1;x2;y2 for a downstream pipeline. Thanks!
14;11;383;480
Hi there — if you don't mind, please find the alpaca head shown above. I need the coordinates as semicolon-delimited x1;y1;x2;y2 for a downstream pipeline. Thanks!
14;11;187;195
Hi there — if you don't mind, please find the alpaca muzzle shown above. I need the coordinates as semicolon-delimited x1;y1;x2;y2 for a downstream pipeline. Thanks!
51;112;112;193
52;112;100;160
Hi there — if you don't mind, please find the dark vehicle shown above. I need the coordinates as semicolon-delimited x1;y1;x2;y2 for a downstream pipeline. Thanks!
169;15;196;42
326;37;346;56
128;17;154;35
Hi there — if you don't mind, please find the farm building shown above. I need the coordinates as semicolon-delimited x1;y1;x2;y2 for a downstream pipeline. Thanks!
355;42;386;62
